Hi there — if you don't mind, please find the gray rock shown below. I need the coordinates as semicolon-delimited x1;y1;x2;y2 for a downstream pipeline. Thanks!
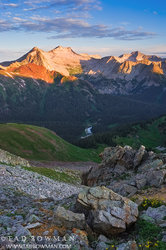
0;165;80;201
0;166;9;176
96;241;107;250
146;170;166;187
91;209;126;235
98;234;111;243
140;214;155;223
11;226;17;233
117;241;138;250
82;146;166;195
54;206;86;230
150;159;163;169
65;233;90;250
16;226;31;237
135;177;147;189
76;186;138;237
114;165;126;175
53;229;59;236
117;243;128;250
27;214;40;223
134;145;146;167
162;235;166;242
0;216;15;227
25;222;42;229
119;184;138;197
15;215;23;222
43;231;49;236
144;205;166;222
158;221;166;227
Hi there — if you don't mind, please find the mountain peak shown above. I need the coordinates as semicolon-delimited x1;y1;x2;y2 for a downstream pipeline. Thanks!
130;51;145;61
52;46;73;52
131;51;144;56
32;46;39;51
118;51;146;63
29;47;42;53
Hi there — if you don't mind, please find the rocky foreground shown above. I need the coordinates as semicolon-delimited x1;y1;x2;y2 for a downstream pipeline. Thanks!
1;146;166;249
0;165;80;200
83;145;166;197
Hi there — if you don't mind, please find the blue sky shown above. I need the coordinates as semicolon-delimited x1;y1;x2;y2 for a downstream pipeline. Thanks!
0;0;166;61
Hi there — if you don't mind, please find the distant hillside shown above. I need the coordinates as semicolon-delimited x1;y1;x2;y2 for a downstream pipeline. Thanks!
115;116;166;151
0;123;103;162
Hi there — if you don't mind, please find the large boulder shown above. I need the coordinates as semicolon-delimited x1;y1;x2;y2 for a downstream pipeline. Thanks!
76;186;138;236
54;206;86;230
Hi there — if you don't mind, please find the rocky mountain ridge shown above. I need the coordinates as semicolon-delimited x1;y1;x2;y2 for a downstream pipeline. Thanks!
1;46;92;79
1;46;166;94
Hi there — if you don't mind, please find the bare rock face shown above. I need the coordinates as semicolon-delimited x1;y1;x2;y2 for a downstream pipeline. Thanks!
76;186;138;236
82;145;142;187
133;145;146;167
82;145;166;197
54;206;86;230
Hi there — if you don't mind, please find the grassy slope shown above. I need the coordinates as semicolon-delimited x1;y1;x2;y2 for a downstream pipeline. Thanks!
0;123;104;162
115;116;166;150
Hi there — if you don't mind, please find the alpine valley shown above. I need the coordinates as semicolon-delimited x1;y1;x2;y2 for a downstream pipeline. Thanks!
0;46;166;142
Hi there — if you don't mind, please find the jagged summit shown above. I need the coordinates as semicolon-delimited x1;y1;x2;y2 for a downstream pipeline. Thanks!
118;51;145;62
52;45;73;51
118;51;162;63
27;46;45;54
49;45;80;57
131;51;143;56
0;46;165;86
30;46;40;52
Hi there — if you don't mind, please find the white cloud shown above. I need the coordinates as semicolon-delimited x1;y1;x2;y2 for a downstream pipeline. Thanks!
13;17;25;21
0;15;156;41
3;3;18;7
0;0;156;42
0;19;13;31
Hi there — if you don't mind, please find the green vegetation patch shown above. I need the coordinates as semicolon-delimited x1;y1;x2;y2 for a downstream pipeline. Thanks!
23;166;80;185
0;123;103;162
115;116;166;151
135;219;164;249
68;66;83;75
